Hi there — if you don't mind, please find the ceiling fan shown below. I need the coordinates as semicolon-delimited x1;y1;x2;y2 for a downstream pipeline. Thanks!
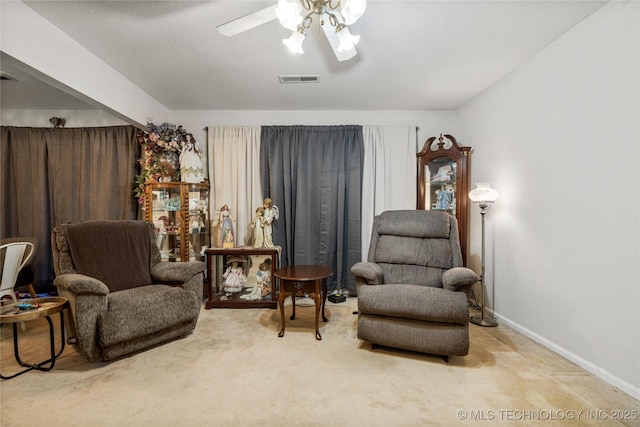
217;0;366;62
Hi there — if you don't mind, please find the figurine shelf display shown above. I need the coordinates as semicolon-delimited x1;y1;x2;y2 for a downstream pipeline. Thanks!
205;247;280;309
144;182;209;262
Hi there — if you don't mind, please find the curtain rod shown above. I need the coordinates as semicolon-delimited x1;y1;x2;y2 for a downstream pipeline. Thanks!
204;125;420;131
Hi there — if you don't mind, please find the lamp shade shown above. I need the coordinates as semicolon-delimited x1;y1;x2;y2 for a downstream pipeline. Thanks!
341;0;367;25
469;182;499;204
336;27;360;52
283;30;305;54
275;0;303;31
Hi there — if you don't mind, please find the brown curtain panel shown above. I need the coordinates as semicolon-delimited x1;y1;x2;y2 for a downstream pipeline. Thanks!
1;125;139;292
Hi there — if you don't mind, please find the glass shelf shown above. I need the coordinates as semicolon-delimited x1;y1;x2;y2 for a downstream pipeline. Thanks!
417;134;471;264
144;182;210;262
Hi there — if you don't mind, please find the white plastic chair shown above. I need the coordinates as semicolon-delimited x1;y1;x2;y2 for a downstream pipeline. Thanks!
0;241;35;303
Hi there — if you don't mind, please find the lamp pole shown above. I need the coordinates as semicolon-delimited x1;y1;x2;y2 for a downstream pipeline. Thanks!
470;202;498;327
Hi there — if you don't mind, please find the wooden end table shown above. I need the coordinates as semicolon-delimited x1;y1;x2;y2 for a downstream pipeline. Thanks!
274;265;333;340
0;297;69;380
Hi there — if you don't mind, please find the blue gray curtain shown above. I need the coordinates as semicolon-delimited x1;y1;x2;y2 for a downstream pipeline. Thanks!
260;125;364;292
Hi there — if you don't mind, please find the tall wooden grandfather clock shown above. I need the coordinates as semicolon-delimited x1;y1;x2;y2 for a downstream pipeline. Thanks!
417;134;472;264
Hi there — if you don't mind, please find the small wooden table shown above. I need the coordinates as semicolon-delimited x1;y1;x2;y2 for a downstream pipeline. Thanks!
0;297;69;380
274;265;333;340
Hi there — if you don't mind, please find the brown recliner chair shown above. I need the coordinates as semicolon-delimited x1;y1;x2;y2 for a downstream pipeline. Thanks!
351;210;478;359
51;220;203;362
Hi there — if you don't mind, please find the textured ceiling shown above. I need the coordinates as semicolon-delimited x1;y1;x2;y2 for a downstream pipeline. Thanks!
2;1;608;111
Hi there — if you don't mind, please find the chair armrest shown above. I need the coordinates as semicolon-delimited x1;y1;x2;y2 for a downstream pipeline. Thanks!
351;262;384;285
53;274;109;296
53;274;109;362
151;261;205;284
442;267;478;291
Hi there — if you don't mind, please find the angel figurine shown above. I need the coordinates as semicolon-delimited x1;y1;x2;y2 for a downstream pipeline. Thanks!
251;207;266;248
262;198;279;248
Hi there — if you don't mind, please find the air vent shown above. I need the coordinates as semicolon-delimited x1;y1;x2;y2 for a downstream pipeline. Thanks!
279;75;319;84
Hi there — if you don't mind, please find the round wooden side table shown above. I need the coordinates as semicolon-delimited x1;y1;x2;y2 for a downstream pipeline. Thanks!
0;296;69;380
274;265;333;340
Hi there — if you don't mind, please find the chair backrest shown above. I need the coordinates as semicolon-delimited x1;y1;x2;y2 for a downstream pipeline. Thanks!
1;237;39;291
51;220;160;292
367;210;464;287
0;242;35;296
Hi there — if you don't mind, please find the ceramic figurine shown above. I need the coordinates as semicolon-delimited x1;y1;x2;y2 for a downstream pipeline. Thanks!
240;259;272;301
251;207;266;248
223;257;246;295
179;136;204;183
262;198;279;248
213;205;236;248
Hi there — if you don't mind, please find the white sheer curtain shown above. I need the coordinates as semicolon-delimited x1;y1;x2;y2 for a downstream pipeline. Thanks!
207;126;262;247
361;126;417;260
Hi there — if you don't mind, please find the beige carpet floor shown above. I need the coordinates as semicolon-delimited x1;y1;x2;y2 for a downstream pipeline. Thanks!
1;297;638;427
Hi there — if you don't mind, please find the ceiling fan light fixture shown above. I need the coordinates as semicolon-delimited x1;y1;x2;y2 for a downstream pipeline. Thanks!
340;0;367;25
219;0;365;61
277;0;365;58
275;0;303;31
283;29;306;54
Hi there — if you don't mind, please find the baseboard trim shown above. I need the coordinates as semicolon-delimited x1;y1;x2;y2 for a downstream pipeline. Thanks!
493;311;640;401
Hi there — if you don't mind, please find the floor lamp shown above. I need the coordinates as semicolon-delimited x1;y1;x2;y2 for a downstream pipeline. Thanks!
469;182;499;327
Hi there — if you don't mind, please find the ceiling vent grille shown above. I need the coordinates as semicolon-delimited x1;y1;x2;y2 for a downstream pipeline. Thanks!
279;75;319;84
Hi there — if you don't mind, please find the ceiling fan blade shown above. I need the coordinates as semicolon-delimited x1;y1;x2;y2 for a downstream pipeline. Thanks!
217;5;278;37
321;18;358;62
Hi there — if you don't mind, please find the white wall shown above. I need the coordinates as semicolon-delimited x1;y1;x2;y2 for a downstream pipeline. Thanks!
456;1;639;398
0;109;127;127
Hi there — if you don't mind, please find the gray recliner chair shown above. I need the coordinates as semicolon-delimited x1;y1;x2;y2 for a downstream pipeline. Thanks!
52;220;204;362
351;210;478;359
